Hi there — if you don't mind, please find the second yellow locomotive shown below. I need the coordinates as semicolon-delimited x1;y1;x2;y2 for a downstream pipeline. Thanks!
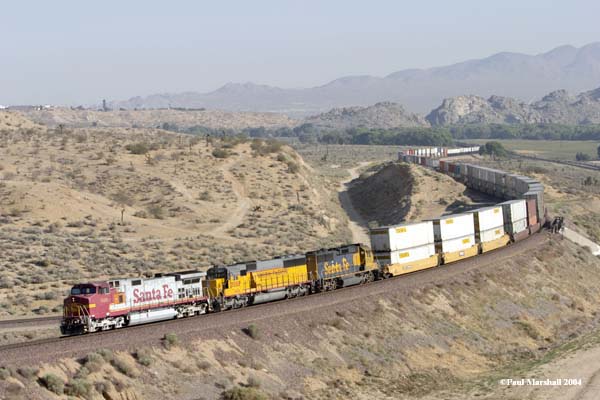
206;244;377;311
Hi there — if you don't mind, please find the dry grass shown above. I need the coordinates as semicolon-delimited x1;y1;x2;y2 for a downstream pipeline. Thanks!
0;126;351;317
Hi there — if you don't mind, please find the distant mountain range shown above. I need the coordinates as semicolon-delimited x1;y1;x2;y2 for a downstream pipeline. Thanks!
111;43;600;116
18;85;600;132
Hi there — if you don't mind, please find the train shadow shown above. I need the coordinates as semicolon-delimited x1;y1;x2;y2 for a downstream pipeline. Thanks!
442;188;500;215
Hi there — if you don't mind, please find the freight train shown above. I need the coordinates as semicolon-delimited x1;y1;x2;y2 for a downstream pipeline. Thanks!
61;147;545;335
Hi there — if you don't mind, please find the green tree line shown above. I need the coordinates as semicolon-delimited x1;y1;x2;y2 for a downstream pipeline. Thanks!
448;123;600;140
157;121;600;146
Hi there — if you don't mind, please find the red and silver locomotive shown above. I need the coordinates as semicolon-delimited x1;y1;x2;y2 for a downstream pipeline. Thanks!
61;271;208;334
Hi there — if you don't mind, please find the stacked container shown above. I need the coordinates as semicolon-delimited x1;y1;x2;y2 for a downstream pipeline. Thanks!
499;199;529;242
370;221;438;276
470;206;510;253
431;213;478;263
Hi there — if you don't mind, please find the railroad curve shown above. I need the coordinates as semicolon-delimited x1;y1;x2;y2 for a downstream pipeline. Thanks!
0;232;547;366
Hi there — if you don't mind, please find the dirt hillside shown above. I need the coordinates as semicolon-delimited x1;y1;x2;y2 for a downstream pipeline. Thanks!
16;107;296;130
0;111;45;132
0;128;351;319
348;161;497;227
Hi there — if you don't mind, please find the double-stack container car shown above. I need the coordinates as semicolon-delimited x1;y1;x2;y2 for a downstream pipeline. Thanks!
370;221;438;277
431;213;478;263
470;206;510;252
499;199;529;242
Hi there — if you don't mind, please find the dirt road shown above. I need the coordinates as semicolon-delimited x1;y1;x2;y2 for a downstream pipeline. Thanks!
562;227;600;256
338;162;370;244
212;158;251;238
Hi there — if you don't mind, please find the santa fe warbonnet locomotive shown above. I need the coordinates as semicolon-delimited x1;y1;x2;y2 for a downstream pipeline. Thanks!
61;147;545;335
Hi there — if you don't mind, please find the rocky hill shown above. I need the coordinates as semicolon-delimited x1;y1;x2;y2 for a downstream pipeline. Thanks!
111;42;600;115
304;102;429;130
427;87;600;126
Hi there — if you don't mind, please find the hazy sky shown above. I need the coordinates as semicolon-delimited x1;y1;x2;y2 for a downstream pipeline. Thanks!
1;0;599;105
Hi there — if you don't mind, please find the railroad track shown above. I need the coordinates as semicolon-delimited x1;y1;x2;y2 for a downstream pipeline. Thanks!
0;316;60;329
508;151;600;171
0;231;549;366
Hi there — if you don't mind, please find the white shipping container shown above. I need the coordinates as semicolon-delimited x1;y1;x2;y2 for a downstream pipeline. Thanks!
471;206;504;231
478;226;505;243
370;221;435;252
432;213;475;241
505;218;528;235
500;199;527;223
439;234;476;253
375;243;436;265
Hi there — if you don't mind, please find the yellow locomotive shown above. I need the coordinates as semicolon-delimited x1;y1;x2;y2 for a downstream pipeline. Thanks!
206;244;377;311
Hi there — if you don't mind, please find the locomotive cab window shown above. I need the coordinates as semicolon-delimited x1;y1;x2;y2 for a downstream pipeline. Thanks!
318;253;334;262
73;286;96;295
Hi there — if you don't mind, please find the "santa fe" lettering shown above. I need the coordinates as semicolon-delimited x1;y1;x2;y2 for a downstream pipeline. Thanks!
133;284;174;304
